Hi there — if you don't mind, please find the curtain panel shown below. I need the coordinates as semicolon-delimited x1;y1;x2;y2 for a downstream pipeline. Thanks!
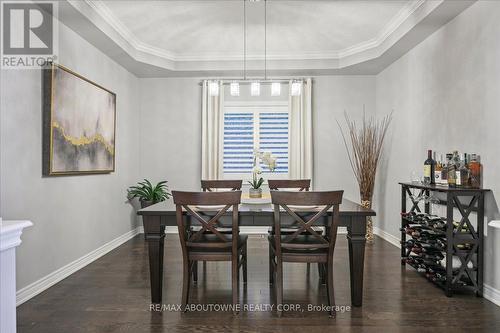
201;81;224;180
288;78;313;185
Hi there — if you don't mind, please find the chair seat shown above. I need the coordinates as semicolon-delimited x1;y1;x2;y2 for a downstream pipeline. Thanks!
188;234;248;249
268;235;329;254
188;234;248;261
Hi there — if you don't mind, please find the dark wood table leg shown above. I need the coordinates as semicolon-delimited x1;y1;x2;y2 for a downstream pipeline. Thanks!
143;215;165;304
347;216;367;307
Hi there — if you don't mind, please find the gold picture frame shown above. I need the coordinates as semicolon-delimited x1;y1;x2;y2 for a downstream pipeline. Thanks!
43;63;116;176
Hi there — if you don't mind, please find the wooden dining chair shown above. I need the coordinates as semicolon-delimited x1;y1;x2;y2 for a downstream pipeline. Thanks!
267;179;317;277
172;190;247;313
268;179;311;191
268;190;343;317
201;180;243;192
195;180;243;281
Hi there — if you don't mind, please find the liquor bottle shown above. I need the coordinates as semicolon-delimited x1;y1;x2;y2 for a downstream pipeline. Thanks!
459;153;470;187
442;153;452;185
434;152;443;185
448;151;459;187
469;153;481;188
423;150;435;185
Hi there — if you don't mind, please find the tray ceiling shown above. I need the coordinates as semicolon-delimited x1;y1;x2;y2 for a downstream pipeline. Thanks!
60;0;476;77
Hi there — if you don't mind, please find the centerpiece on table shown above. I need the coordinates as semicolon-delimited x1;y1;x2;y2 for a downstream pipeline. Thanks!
248;150;277;198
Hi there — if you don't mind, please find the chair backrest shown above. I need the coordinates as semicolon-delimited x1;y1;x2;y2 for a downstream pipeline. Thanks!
172;191;241;252
271;191;343;256
268;179;311;191
201;180;243;192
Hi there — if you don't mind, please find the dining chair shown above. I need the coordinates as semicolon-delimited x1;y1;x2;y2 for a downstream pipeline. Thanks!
268;179;311;191
267;179;319;278
172;190;247;313
201;180;243;192
195;180;243;281
268;190;343;317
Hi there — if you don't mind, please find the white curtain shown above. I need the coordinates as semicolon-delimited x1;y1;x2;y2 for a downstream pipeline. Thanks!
201;80;224;180
288;78;313;184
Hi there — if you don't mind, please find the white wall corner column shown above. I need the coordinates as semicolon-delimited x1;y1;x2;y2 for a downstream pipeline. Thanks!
0;219;33;333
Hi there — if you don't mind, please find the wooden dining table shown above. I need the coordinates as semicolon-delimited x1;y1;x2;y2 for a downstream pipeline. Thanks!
137;197;375;307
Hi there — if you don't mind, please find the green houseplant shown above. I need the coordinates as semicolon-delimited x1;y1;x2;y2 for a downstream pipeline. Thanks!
127;179;171;208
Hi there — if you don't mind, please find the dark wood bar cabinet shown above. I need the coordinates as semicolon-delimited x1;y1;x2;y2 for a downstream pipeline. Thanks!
400;182;489;297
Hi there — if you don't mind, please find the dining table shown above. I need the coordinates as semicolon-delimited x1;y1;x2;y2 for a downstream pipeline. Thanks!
137;197;376;307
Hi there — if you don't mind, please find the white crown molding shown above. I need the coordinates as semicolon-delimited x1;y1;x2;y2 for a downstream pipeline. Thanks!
79;0;427;63
62;0;475;76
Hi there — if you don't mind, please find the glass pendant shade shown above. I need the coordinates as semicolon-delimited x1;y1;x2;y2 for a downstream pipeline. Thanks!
251;82;261;96
230;82;240;96
271;82;281;96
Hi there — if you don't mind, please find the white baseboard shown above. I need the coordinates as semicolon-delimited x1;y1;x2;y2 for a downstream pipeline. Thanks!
484;284;500;307
164;226;347;234
16;226;142;306
373;226;400;248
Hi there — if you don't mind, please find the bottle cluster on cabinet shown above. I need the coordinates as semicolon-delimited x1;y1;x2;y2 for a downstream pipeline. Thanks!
423;150;482;189
399;182;488;297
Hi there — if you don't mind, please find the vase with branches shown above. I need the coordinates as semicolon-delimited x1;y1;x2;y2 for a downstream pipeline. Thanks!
337;110;392;242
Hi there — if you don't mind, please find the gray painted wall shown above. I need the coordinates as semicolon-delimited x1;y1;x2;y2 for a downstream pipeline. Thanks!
375;0;500;292
139;76;376;201
0;20;141;289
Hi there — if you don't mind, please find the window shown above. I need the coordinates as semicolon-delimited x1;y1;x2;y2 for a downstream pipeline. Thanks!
223;102;289;179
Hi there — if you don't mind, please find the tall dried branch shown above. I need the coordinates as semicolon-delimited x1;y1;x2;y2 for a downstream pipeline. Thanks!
337;109;393;201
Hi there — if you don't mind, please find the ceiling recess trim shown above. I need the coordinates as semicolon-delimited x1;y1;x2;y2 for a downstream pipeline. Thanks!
80;0;426;62
62;0;476;76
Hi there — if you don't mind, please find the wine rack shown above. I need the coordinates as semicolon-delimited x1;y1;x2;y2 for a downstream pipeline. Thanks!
399;182;488;297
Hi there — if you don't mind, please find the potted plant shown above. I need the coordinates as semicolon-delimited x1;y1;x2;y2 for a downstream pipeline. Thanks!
248;150;277;198
127;179;171;208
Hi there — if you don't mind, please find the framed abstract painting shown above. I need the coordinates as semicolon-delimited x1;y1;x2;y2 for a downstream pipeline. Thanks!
43;63;116;175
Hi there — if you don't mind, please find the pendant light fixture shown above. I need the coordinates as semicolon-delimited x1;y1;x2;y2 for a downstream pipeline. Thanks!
230;81;240;96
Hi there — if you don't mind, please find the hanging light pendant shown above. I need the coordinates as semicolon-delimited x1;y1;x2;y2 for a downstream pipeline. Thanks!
271;82;281;96
251;82;261;96
230;82;240;96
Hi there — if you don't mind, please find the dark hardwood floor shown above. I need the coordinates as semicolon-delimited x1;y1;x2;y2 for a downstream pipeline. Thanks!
17;234;500;333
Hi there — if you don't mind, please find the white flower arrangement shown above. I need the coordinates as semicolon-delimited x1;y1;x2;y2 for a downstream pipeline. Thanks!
248;149;277;189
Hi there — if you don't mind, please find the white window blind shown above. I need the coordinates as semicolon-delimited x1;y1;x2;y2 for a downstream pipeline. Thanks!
223;113;254;174
223;103;289;177
259;112;288;174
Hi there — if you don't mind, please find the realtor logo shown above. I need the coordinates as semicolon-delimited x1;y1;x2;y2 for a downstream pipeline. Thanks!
1;1;57;68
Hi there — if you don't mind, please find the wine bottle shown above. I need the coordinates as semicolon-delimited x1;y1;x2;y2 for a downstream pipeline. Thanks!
423;150;435;185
